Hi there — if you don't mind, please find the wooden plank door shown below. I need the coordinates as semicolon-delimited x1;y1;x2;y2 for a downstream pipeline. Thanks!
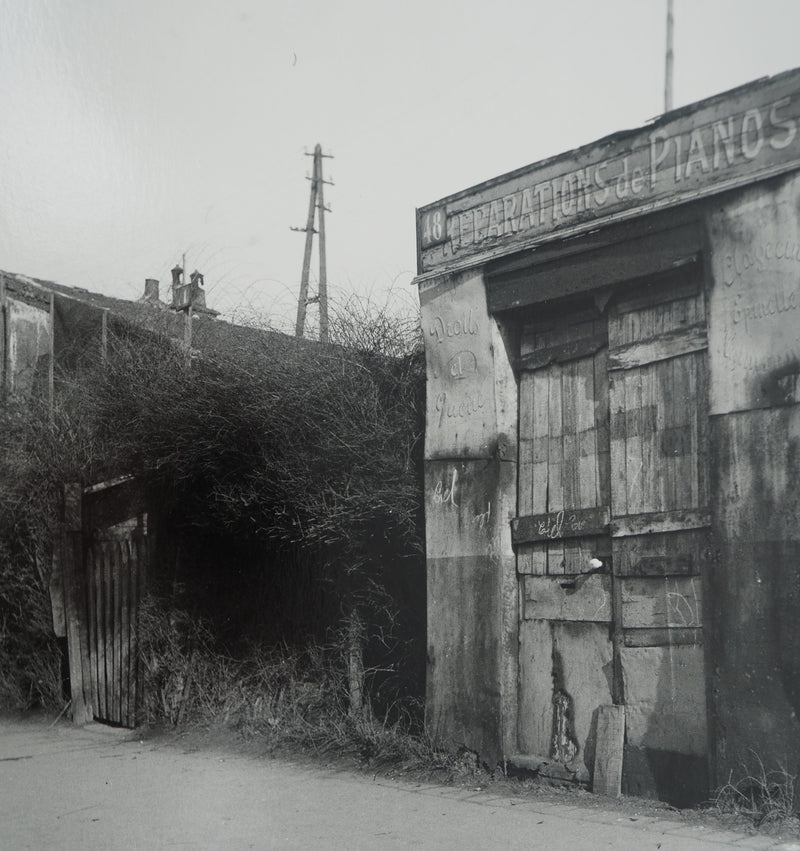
61;478;149;729
607;276;710;773
514;272;710;782
86;520;148;727
514;306;613;780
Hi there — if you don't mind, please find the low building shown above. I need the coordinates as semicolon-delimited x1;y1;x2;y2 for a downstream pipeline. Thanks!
415;68;800;805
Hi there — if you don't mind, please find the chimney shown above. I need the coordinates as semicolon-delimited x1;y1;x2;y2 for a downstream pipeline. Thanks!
171;265;184;308
143;278;160;302
189;270;207;309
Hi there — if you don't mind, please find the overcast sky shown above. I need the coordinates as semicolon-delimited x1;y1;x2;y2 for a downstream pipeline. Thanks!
2;1;800;332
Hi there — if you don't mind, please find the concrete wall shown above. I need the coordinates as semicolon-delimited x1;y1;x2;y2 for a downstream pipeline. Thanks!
420;268;517;765
2;294;51;396
705;173;800;787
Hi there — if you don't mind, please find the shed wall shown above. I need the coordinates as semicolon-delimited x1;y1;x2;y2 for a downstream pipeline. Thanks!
705;173;800;788
420;268;517;765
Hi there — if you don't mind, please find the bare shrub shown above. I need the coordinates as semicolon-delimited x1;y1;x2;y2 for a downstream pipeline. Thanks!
0;296;425;718
136;594;450;773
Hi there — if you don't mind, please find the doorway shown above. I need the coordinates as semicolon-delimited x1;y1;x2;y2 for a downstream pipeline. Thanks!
514;267;710;786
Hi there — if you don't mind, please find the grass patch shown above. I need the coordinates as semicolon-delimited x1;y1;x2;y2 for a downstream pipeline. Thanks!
711;752;799;829
137;596;461;778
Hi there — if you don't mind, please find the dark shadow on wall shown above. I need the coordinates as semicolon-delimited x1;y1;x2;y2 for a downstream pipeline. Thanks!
622;645;709;808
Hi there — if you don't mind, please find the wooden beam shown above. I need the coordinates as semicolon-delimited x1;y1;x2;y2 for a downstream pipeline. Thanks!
522;574;612;623
593;704;625;797
608;323;707;371
518;332;607;371
487;224;703;313
629;554;696;576
418;68;800;275
621;576;703;629
513;506;610;545
611;508;710;537
62;483;93;724
623;627;702;647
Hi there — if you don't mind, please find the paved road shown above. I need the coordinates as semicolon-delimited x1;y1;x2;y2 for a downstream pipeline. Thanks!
1;714;796;850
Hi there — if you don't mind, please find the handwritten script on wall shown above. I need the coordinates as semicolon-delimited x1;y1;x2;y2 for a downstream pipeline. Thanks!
709;174;800;413
421;272;498;456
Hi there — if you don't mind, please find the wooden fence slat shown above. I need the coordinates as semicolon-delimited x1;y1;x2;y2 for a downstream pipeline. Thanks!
96;541;107;721
119;538;131;727
86;546;99;721
130;531;144;725
104;540;114;722
111;539;123;724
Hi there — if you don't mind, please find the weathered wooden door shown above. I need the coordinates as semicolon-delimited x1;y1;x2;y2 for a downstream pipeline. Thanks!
515;304;614;781
62;478;149;728
85;517;148;726
514;271;710;785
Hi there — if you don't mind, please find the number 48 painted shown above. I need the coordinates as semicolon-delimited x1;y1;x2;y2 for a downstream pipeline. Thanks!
421;208;446;246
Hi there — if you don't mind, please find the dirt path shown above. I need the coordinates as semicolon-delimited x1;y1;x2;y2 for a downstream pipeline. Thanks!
1;713;797;850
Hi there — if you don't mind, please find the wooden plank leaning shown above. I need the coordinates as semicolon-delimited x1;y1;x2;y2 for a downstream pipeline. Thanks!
593;704;626;797
62;483;93;724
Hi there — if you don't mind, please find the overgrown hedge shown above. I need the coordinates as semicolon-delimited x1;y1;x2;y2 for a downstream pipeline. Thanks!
0;297;426;717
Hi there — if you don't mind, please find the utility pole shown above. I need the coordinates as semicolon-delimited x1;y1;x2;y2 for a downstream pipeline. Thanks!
292;144;333;341
664;0;674;112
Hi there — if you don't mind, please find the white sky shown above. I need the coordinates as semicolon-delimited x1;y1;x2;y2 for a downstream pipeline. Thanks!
1;0;800;332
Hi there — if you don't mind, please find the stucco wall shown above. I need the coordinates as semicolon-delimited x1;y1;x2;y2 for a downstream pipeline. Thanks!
706;173;800;787
420;268;517;765
3;294;51;396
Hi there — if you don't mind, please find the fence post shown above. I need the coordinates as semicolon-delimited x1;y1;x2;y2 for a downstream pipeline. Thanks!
62;483;92;723
347;610;365;718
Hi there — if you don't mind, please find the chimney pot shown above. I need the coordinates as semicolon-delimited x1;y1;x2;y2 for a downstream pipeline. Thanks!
143;278;160;302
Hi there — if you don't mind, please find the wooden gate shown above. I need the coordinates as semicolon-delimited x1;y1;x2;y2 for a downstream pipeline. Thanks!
514;269;710;785
60;477;149;727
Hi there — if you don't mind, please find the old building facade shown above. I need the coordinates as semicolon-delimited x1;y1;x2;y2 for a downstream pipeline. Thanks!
415;69;800;805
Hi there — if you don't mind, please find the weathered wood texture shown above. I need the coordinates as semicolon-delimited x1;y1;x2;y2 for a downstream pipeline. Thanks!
608;284;709;656
418;68;800;274
87;525;147;727
621;576;702;629
512;506;609;545
515;273;711;778
610;509;710;537
61;480;150;729
517;312;610;576
489;225;702;314
593;704;626;797
608;284;708;518
517;620;613;780
522;575;611;623
61;484;93;723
